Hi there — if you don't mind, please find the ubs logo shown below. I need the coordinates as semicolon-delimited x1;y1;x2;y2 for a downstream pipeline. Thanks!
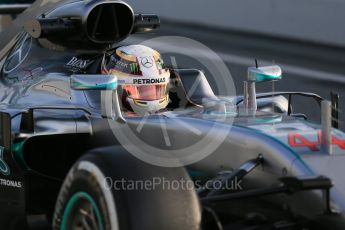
0;147;10;176
140;57;153;68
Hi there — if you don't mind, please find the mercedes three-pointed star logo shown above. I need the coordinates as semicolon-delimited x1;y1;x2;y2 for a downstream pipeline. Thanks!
140;57;153;68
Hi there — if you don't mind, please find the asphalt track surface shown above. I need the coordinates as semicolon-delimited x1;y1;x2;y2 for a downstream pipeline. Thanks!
29;20;345;229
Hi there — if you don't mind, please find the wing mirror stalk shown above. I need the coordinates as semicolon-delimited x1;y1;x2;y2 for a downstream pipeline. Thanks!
321;100;332;155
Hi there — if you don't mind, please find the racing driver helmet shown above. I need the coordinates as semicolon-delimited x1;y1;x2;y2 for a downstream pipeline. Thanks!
101;45;170;115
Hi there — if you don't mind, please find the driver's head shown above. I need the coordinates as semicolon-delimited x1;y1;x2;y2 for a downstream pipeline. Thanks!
101;45;170;115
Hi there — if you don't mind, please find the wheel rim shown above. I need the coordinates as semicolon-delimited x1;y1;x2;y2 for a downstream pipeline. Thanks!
60;192;104;230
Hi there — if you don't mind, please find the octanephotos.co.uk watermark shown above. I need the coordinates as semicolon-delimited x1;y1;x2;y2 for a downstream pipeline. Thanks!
103;176;243;191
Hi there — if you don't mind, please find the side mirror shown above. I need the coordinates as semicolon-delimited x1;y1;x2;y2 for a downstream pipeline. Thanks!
248;65;282;82
70;74;125;122
70;74;117;90
243;65;282;115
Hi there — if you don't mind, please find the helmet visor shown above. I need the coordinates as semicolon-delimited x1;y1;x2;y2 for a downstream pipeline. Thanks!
124;84;168;101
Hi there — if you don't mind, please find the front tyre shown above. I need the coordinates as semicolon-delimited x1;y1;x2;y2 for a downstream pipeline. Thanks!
60;192;105;230
53;147;201;230
53;157;114;230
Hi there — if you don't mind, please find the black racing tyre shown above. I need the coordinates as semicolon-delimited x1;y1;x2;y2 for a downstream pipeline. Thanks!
52;146;201;230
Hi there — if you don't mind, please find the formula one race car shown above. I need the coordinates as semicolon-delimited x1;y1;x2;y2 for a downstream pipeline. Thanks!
0;1;344;230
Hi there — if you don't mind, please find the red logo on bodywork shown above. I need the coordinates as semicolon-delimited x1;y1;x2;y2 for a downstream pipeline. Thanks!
288;132;345;151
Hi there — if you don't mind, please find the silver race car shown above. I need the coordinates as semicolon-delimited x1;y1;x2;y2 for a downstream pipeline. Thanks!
0;1;343;230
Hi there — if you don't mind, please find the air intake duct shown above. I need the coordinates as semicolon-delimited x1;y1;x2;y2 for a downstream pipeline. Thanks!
24;0;160;48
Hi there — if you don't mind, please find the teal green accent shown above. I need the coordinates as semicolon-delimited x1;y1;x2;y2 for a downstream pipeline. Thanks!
71;81;118;90
129;63;139;74
188;169;209;180
12;141;29;171
252;116;283;124
233;124;314;174
130;63;138;74
61;191;104;230
0;146;10;176
250;73;282;82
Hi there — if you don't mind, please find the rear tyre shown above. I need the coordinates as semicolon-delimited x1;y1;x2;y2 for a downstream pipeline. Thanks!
53;146;201;230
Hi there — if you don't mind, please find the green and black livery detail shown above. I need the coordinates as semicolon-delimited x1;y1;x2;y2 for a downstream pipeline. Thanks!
0;146;10;176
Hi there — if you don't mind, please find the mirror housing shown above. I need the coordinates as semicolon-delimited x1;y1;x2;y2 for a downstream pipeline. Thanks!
70;74;125;122
70;74;117;91
248;65;282;82
243;65;282;115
